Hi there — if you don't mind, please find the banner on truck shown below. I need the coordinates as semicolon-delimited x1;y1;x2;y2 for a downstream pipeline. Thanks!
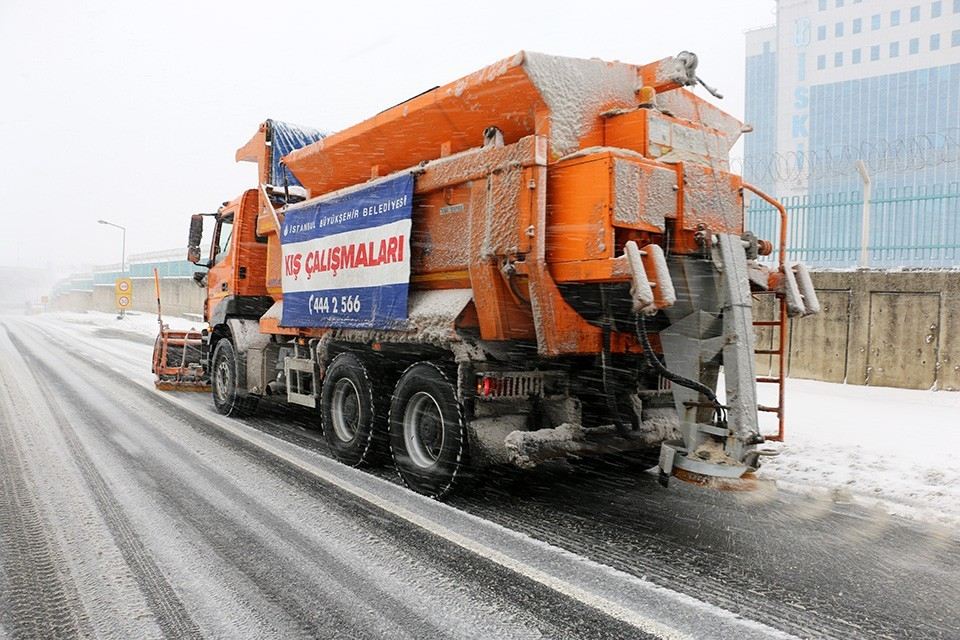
279;174;413;328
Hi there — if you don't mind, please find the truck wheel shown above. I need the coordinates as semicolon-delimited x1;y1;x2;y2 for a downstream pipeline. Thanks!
320;353;385;467
389;363;468;499
211;339;258;417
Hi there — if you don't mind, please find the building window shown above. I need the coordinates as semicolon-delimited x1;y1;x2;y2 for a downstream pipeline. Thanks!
932;1;942;17
817;54;826;69
818;0;826;9
890;41;900;56
834;52;843;66
835;22;844;36
871;14;881;29
853;17;862;33
909;37;920;53
955;0;960;14
818;25;827;40
870;44;880;60
931;33;941;49
836;0;844;6
953;29;960;46
852;48;862;63
890;9;901;25
911;5;921;21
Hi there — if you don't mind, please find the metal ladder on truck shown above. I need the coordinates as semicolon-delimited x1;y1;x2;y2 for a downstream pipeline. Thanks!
752;291;786;442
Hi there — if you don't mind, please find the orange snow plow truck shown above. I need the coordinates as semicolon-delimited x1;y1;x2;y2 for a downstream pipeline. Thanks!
171;51;820;498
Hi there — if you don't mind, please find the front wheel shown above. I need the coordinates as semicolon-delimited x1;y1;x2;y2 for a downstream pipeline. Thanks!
389;363;468;499
211;339;258;417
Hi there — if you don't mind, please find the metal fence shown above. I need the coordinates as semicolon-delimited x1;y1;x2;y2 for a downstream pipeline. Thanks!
91;260;195;286
747;183;960;268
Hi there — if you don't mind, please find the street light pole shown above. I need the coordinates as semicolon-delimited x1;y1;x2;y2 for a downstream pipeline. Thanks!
97;219;127;317
98;219;126;274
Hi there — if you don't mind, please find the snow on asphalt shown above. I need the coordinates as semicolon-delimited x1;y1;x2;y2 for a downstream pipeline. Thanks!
4;317;617;639
10;313;801;640
45;310;960;527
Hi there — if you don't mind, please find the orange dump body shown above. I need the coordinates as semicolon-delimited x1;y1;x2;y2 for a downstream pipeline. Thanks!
240;51;748;356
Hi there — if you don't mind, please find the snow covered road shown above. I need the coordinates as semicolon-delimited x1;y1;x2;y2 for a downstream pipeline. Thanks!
1;313;958;639
1;318;678;639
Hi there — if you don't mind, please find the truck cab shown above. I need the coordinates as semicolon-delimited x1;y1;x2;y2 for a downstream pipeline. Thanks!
194;190;273;327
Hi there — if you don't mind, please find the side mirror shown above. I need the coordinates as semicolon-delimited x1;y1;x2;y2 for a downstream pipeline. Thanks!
187;214;204;264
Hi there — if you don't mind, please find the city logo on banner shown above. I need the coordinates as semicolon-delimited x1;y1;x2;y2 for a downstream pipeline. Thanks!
279;174;413;329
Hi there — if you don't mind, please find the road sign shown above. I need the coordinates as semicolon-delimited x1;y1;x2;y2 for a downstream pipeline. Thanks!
115;278;133;309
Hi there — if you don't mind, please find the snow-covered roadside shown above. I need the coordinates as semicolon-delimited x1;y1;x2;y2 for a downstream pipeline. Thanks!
45;310;205;341
755;378;960;527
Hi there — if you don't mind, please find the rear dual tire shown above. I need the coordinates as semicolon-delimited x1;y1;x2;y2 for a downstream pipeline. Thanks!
320;353;387;466
213;343;470;498
388;363;468;499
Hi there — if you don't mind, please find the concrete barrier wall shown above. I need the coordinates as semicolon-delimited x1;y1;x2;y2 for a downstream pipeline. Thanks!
89;278;205;318
758;271;960;391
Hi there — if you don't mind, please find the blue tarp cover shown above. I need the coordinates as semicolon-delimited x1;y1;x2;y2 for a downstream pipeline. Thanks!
269;119;324;188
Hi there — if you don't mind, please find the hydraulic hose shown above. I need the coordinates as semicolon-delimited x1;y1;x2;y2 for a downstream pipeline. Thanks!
635;313;726;426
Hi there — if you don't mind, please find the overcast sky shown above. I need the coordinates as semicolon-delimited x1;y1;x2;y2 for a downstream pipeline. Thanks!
0;0;775;274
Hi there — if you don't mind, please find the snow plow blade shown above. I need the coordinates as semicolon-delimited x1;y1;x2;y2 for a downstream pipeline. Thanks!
154;380;210;392
152;329;209;392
